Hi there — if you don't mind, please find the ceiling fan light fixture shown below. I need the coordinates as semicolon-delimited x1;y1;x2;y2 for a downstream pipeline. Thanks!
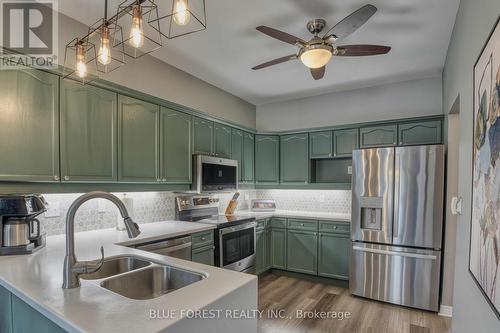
299;45;332;69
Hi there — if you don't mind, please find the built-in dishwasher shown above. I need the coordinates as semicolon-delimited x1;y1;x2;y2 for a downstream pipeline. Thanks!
132;235;192;260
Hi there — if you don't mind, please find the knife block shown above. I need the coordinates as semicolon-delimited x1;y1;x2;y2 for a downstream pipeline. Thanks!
225;199;238;215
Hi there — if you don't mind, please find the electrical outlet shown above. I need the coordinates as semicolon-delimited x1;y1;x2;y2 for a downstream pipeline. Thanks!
45;202;60;218
347;166;353;175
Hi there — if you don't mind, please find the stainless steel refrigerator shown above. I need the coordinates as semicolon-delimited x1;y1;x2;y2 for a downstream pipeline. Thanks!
350;145;445;311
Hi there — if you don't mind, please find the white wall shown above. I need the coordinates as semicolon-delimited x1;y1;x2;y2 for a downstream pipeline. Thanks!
256;76;442;132
443;0;500;331
56;12;256;129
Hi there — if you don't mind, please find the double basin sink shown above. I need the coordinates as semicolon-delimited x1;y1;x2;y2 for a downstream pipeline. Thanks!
81;256;205;300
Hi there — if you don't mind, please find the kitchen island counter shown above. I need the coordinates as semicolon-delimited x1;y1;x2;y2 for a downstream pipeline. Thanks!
0;221;257;333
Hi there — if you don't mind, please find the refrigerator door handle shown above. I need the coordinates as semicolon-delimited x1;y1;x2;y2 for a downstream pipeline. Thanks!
352;246;437;260
393;149;401;239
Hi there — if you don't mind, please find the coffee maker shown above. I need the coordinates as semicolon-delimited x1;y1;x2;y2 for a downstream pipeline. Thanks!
0;194;47;255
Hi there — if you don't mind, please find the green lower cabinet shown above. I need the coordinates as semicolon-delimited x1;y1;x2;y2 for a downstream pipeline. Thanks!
309;131;333;158
11;294;66;333
192;244;215;266
0;285;12;333
255;135;280;184
398;120;442;146
280;133;309;184
286;229;317;275
242;132;255;183
60;80;117;182
333;128;359;157
117;95;159;183
231;129;244;181
264;227;272;270
192;117;214;155
214;123;232;158
256;229;265;274
359;125;397;148
318;233;350;280
160;108;192;183
0;69;60;182
271;228;286;269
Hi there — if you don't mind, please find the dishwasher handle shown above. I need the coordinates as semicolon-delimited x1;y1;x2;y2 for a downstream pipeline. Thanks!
135;236;191;252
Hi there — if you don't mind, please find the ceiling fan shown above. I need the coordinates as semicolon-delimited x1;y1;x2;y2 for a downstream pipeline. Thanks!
251;4;391;80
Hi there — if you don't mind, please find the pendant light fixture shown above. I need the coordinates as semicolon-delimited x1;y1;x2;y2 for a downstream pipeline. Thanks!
62;38;99;84
114;0;162;59
63;0;208;85
150;0;206;39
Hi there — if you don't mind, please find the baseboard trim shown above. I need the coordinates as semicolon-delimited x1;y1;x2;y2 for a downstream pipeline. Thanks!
438;305;453;317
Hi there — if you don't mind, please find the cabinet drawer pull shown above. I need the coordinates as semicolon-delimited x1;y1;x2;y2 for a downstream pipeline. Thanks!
300;223;305;226
333;226;338;229
201;237;206;241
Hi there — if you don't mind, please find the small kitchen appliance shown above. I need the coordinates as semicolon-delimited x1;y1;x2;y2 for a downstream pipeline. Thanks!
175;195;256;273
0;194;47;255
192;155;238;193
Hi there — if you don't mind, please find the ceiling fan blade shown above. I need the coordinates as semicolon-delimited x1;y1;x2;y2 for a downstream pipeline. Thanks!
323;4;377;42
252;54;297;70
310;66;325;80
256;26;306;46
336;44;391;56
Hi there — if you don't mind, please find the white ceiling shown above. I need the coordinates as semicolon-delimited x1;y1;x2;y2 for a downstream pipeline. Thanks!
58;0;460;105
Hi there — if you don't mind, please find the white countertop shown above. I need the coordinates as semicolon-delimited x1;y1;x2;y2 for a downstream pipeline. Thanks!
0;221;257;333
235;210;351;222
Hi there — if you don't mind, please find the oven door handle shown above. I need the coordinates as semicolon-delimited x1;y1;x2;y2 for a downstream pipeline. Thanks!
219;222;256;235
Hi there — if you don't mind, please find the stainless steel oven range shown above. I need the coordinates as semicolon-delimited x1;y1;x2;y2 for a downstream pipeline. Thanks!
175;195;256;273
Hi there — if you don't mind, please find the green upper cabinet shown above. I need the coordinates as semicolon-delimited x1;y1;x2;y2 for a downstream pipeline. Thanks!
280;133;309;184
60;80;117;182
160;107;192;183
242;132;255;183
231;129;243;181
117;95;159;183
192;117;213;155
318;232;350;280
359;124;397;148
286;229;318;275
333;128;359;157
309;131;333;158
255;135;280;184
398;119;442;146
0;69;59;182
214;123;232;158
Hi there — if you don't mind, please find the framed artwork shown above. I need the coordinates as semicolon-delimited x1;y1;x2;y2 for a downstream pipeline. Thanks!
470;14;500;320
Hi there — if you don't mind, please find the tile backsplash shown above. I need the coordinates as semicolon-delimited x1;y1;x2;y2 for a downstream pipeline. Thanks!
39;189;351;236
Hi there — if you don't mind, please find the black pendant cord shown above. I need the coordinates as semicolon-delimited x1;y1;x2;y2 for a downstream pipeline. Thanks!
104;0;108;23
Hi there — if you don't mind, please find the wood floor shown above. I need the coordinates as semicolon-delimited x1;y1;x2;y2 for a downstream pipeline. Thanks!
258;273;451;333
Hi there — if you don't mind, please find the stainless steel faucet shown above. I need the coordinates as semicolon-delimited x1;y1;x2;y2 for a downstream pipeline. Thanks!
62;191;141;289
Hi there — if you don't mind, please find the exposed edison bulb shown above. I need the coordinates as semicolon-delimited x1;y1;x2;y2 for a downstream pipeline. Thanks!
173;0;190;26
129;4;144;48
98;26;111;65
76;43;87;78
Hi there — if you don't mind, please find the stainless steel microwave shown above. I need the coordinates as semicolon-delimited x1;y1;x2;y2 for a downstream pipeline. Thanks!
192;155;238;193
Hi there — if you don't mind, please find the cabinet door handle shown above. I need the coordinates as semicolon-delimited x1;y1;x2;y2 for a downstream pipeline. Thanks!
333;226;338;229
328;153;332;157
53;175;60;181
300;223;305;226
64;176;70;181
201;237;206;241
162;178;166;182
